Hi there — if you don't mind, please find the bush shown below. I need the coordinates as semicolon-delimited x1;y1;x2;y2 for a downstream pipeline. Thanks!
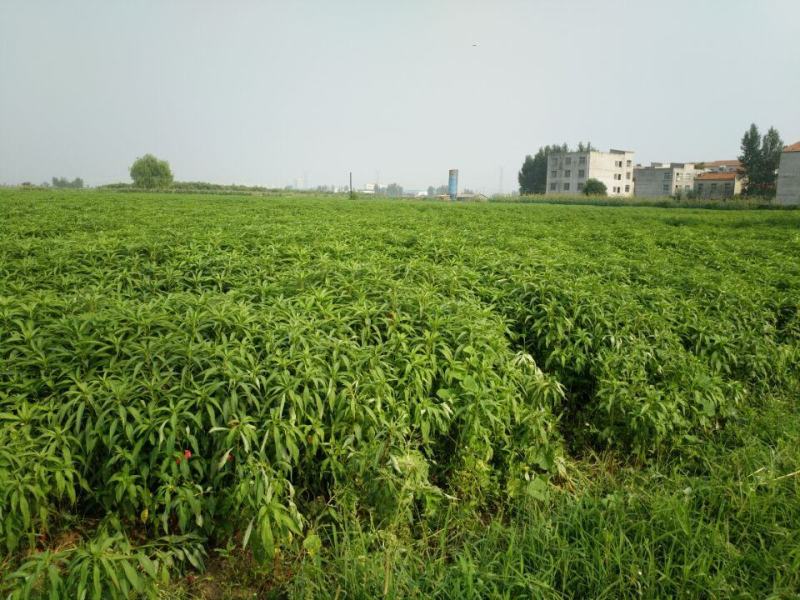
583;178;607;196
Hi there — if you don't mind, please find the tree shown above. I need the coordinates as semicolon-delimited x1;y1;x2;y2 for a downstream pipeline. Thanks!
583;178;607;196
759;127;784;197
51;176;84;189
739;124;783;197
739;124;762;196
386;183;403;197
129;154;173;189
427;186;435;197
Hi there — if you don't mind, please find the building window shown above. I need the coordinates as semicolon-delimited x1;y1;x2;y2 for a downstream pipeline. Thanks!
685;185;690;190
551;170;557;178
697;183;704;193
724;183;732;195
625;185;630;192
662;184;669;192
615;160;622;168
676;173;682;180
578;183;584;191
578;169;585;178
550;182;556;191
626;160;632;167
663;172;671;179
563;183;570;191
626;172;631;180
565;170;571;177
579;156;586;165
614;173;622;180
710;183;717;192
565;157;572;165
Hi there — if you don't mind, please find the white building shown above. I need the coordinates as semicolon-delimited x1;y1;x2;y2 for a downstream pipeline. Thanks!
633;162;698;197
546;148;635;196
776;142;800;205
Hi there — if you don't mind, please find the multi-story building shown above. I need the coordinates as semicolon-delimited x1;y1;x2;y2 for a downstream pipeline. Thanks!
633;162;698;197
693;172;743;199
546;148;635;196
776;142;800;205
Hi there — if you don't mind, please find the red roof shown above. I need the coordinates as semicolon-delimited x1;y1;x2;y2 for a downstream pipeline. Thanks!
784;142;800;153
696;172;738;181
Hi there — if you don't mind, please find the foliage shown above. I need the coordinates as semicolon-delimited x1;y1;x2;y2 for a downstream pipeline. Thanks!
582;178;607;196
385;183;403;197
51;177;84;189
129;154;174;189
1;189;799;597
739;123;784;197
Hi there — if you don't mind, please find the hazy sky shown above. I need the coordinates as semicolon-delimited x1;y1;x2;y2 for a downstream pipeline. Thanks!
1;0;799;193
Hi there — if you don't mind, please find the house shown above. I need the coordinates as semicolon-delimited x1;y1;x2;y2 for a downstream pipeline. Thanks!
546;148;635;196
693;172;743;199
776;142;800;205
633;163;698;197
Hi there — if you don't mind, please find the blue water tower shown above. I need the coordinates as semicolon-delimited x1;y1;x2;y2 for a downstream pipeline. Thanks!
448;169;458;200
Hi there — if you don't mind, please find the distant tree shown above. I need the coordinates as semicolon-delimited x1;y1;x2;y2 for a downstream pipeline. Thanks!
583;178;607;196
739;123;783;197
739;124;762;196
518;155;539;195
759;127;783;197
51;176;84;189
518;144;573;195
386;183;403;197
427;185;435;197
435;185;449;195
129;154;174;189
576;141;593;152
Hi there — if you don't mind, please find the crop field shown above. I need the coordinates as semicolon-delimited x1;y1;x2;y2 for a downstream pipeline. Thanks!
1;189;799;599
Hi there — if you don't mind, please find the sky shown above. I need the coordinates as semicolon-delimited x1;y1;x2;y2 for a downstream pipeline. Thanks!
1;0;799;194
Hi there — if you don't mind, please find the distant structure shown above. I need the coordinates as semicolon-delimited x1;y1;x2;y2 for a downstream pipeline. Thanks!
634;163;698;197
448;169;458;200
546;148;635;196
776;142;800;205
694;172;743;199
701;159;742;173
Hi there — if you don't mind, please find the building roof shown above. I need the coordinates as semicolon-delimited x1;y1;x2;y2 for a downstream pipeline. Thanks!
703;160;741;168
696;172;738;181
783;142;800;153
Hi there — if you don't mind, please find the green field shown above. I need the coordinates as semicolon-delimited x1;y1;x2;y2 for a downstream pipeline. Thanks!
1;189;799;598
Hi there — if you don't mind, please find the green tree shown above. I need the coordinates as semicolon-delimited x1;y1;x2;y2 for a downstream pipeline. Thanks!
759;127;784;197
583;178;607;196
129;154;174;189
739;124;762;196
386;183;403;197
739;124;783;197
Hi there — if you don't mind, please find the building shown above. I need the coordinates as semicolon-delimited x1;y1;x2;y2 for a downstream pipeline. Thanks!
776;142;800;205
546;148;635;196
633;162;698;197
693;172;743;199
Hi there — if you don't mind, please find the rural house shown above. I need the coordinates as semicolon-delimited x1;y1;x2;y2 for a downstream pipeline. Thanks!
546;148;635;196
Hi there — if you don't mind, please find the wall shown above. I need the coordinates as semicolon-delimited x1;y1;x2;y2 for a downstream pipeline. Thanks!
777;152;800;205
634;164;697;198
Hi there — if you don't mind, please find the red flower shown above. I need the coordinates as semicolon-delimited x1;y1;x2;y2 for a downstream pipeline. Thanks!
184;449;192;460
